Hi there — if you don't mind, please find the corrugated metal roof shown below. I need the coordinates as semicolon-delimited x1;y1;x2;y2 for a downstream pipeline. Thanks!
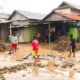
43;1;80;21
0;19;12;23
0;13;9;19
16;10;46;20
0;13;10;23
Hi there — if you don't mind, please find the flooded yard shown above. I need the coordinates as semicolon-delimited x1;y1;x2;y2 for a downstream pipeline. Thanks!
0;43;80;80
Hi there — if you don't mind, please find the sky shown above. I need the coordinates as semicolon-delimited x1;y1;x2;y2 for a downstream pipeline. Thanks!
0;0;80;14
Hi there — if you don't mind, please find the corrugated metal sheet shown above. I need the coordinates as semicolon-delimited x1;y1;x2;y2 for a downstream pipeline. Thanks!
0;13;9;19
0;19;12;23
14;10;46;20
0;13;10;23
43;1;80;21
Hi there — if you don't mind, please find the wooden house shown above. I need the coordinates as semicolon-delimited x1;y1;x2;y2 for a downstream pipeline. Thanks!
43;1;80;41
0;13;10;42
8;10;46;42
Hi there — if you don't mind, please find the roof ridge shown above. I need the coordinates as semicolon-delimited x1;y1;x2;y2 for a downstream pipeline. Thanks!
59;1;80;10
16;9;46;15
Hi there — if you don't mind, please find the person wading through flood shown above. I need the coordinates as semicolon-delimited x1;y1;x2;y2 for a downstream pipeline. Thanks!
10;33;18;54
32;37;39;63
69;34;76;57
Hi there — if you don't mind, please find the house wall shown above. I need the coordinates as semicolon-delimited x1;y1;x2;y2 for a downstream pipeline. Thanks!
45;13;67;21
55;8;80;16
23;26;38;42
11;12;27;21
55;8;71;13
18;28;24;42
23;27;31;42
11;12;30;26
12;20;30;26
0;24;9;42
71;9;80;15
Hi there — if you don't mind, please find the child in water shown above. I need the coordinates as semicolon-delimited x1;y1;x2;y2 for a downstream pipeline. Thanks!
32;38;39;62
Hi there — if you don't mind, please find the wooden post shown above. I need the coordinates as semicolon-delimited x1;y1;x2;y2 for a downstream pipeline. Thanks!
49;23;51;45
48;23;51;54
10;23;12;38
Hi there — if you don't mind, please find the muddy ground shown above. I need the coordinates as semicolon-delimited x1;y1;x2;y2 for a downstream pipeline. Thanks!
0;42;80;80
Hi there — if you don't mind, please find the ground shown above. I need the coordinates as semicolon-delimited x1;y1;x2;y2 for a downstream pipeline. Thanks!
0;43;80;80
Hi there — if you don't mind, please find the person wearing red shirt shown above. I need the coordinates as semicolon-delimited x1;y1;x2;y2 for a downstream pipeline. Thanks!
32;39;39;62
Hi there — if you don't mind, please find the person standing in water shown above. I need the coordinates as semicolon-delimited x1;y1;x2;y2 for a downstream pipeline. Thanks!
32;37;39;62
10;33;18;53
69;34;76;57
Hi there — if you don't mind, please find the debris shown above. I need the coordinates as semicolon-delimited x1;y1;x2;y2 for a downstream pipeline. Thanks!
47;61;57;72
53;36;70;52
69;68;75;78
22;53;32;60
0;43;11;52
53;36;80;52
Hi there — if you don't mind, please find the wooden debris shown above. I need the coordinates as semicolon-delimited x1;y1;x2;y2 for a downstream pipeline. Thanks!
53;36;70;52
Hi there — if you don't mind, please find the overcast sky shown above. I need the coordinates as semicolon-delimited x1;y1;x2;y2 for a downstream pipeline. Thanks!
0;0;80;14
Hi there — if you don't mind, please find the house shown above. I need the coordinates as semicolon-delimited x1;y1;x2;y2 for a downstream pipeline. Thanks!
43;1;80;41
0;13;10;42
8;10;46;42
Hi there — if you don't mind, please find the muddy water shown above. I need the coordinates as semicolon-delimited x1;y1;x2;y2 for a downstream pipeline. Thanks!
0;53;80;80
